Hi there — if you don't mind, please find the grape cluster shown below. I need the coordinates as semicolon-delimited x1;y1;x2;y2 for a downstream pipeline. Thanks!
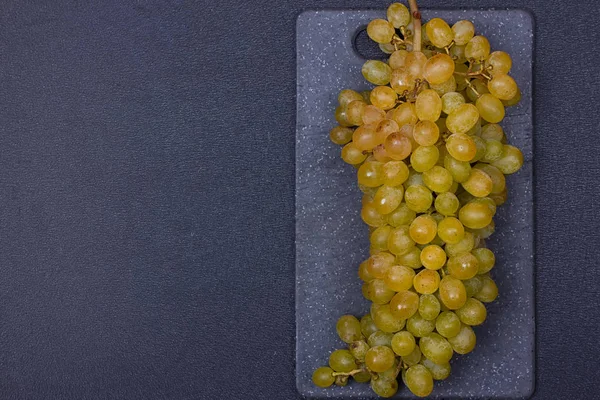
314;2;524;398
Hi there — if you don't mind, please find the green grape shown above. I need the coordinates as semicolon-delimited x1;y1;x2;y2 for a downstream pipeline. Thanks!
472;247;495;274
358;161;384;187
447;252;479;280
409;214;438;244
466;79;490;102
476;93;505;123
469;220;495;239
338;89;364;107
406;169;424;187
341;142;367;165
390;290;420;319
329;126;354;145
475;275;499;302
349;340;370;362
359;259;375;282
446;103;480;135
384;264;415;291
405;51;428;80
362;60;393;85
402;345;422;366
487;74;518;100
437;216;465;244
426;18;454;48
329;349;357;372
312;366;335;388
481;139;505;163
439;275;467;309
448;323;477;354
419;293;441;320
407;312;436;338
371;86;398;110
335;105;352;127
435;311;462;338
375;119;400;143
361;203;386;227
367;279;396;304
459;201;494;229
367;252;395;279
465;35;490;61
413;120;440;146
452;20;475;45
353;369;372;383
489;187;507;206
444;154;472;183
413;269;440;295
434;193;458;218
379;42;396;54
422;358;451;380
388;225;415;256
385;132;412;161
346;100;367;126
386;202;416;227
361;314;379;338
391;330;416;356
454;63;469;90
488;50;512;76
422;166;453;193
387;2;411;27
382;160;410;187
415;89;442;122
463;275;484;297
373;185;405;214
336;315;363;343
396;246;423;269
441;91;465;115
405;364;434;397
368;330;394;348
423;53;455;85
390;66;416;94
502;87;521;107
371;225;392;251
450;44;467;64
370;376;398;398
419;332;453;365
445;231;475;257
420;244;447;270
411;145;440;173
361;89;372;104
365;345;396;372
367;19;395;44
429;75;457;96
391;102;418;126
491;145;524;174
388;49;409;69
456;298;487;326
462;168;493;197
374;303;407;333
404;185;433;213
363;104;387;125
480;123;505;141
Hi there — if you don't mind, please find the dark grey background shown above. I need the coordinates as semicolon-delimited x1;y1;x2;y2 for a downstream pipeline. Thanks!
0;0;594;399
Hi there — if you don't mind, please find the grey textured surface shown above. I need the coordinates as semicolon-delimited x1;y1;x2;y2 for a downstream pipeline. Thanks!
296;9;533;399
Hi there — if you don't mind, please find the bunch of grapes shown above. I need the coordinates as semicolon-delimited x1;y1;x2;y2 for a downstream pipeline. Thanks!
313;1;524;398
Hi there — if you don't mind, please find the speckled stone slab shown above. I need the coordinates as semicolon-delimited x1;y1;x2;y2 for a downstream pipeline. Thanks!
296;9;534;399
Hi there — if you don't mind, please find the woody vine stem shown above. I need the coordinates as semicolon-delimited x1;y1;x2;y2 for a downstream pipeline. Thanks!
408;0;422;51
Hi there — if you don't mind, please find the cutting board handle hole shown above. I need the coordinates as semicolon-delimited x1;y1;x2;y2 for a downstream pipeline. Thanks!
353;27;387;60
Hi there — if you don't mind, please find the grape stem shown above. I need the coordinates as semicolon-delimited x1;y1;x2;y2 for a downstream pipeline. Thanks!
408;0;422;52
331;369;364;377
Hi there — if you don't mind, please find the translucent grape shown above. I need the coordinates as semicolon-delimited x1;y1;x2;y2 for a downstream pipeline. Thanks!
456;298;487;326
338;89;364;107
413;120;440;146
404;364;434;397
341;142;367;165
365;345;396;372
441;91;466;115
463;275;483;297
396;246;423;269
385;132;412;161
405;51;428;80
391;102;418;126
362;60;393;86
413;269;441;295
409;214;438;244
352;125;378;153
420;244;447;270
353;369;372;383
448;323;476;354
358;259;375;282
371;377;398;398
491;145;524;174
388;225;415;256
329;349;357;372
381;160;409;187
379;42;396;55
388;49;409;69
476;93;505;123
370;225;392;251
391;330;416;356
423;165;453;193
447;252;479;280
426;18;454;48
439;275;467;309
459;200;494;229
502;87;521;107
480;123;505;142
368;330;394;348
465;35;491;61
361;203;386;227
312;366;335;388
411;145;439;172
419;332;453;365
407;312;436;337
373;144;393;163
375;119;400;143
462;168;493;197
336;315;363;343
384;264;415;291
390;67;416;94
335;105;352;127
487;51;512;76
390;290;420;319
329;126;354;145
387;2;411;28
466;79;490;102
361;315;379;339
404;185;433;213
437;216;465;244
487;74;518;100
367;19;395;44
371;86;398;110
366;279;396;304
481;139;505;163
373;185;405;214
358;161;384;187
363;104;387;125
435;311;462;338
445;231;475;257
422;358;451;380
373;303;407;333
386;202;416;227
415;89;442;122
473;247;495;274
423;53;455;85
444;154;471;183
475;275;499;302
446;104;480;135
451;20;475;45
450;44;467;64
429;75;457;96
367;252;396;279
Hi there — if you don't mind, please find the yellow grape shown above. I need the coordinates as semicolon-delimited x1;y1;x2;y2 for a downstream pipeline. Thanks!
389;49;409;69
415;89;442;122
390;67;416;95
413;120;440;146
441;91;466;115
385;132;412;161
382;160;410;186
362;60;393;85
338;89;364;107
404;185;433;213
422;165;453;193
373;185;405;214
420;244;447;270
352;124;379;151
413;269;441;294
367;19;395;44
423;53;455;85
446;132;477;162
391;102;418;126
388;225;416;256
429;75;457;96
387;2;411;28
446;103;479;135
409;214;438;244
459;201;493;229
491;145;524;174
451;20;475;45
346;100;367;126
487;51;512;76
487;74;518;100
371;86;398;110
405;51;428;80
375;119;400;143
437;216;465;244
426;18;454;48
329;126;354;145
335;105;352;127
385;264;416;292
465;35;491;61
462;168;493;197
358;161;384;187
411;145;439;172
363;104;387;125
476;93;505;123
341;142;367;165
